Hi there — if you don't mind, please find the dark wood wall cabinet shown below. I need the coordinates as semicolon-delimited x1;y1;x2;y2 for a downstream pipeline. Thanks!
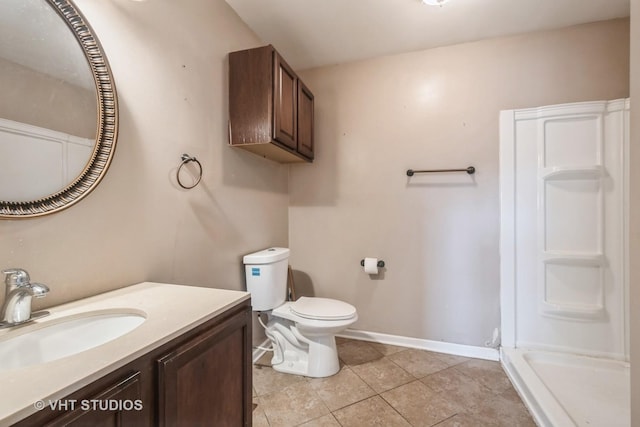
13;301;252;427
229;45;314;163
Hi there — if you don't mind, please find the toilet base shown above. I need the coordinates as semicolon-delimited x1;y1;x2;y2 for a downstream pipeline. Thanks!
265;318;341;378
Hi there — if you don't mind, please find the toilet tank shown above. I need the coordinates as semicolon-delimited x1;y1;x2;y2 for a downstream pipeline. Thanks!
243;247;290;311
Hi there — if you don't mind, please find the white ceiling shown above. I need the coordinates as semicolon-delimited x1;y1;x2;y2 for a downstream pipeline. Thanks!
225;0;630;70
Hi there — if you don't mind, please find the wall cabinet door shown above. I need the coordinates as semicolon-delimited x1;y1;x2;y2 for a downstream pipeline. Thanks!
157;309;252;427
273;52;297;151
297;80;314;160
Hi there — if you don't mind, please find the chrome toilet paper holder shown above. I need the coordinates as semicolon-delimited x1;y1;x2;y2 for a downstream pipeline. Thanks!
360;259;385;268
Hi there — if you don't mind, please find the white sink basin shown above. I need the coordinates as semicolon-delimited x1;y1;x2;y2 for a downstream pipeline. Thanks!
0;310;146;371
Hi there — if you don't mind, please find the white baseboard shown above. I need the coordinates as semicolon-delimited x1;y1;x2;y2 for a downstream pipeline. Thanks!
253;330;499;364
337;328;500;361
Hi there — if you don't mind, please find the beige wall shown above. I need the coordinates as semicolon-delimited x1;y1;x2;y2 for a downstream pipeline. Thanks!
630;0;639;425
291;19;630;347
0;0;287;316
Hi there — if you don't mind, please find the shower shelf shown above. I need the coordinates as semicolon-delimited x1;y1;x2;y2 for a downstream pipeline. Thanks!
540;166;603;180
541;253;604;266
540;301;604;319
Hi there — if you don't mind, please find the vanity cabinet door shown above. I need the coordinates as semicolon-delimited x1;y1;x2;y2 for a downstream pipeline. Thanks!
157;307;252;427
44;372;144;427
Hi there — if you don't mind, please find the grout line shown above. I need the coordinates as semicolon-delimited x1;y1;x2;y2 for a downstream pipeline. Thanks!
431;413;459;426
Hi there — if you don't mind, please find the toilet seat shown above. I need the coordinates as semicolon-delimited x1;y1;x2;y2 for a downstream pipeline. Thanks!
271;300;357;329
290;297;356;320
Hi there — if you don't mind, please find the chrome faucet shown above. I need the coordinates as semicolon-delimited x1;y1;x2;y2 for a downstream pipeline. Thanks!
0;268;49;327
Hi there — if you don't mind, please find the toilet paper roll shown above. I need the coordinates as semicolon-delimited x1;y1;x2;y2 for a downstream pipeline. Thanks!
364;257;379;274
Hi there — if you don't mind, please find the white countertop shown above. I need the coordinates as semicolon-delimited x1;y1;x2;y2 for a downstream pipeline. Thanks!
0;282;250;425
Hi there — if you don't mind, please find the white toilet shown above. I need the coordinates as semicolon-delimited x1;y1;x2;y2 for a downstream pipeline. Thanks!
244;247;357;378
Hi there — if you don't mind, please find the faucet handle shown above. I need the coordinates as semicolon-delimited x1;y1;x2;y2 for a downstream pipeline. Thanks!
2;268;31;287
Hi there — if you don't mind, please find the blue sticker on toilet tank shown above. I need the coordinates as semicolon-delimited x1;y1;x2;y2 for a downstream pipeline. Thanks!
252;268;260;276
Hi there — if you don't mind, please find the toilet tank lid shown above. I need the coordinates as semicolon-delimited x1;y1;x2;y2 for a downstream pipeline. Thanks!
243;247;290;264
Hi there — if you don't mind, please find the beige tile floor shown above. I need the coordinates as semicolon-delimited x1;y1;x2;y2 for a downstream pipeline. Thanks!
252;338;535;427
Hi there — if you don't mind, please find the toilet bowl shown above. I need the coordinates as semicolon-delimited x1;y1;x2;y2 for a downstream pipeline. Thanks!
244;247;357;378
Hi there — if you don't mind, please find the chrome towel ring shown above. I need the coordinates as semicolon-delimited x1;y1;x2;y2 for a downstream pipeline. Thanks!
177;154;202;189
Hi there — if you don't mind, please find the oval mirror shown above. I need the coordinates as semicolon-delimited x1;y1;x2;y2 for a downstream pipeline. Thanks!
0;0;118;218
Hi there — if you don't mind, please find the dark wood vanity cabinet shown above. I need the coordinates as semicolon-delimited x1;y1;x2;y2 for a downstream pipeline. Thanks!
14;301;252;427
229;45;314;163
158;306;250;426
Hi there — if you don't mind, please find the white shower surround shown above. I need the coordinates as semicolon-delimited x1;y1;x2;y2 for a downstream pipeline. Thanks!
499;99;630;426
